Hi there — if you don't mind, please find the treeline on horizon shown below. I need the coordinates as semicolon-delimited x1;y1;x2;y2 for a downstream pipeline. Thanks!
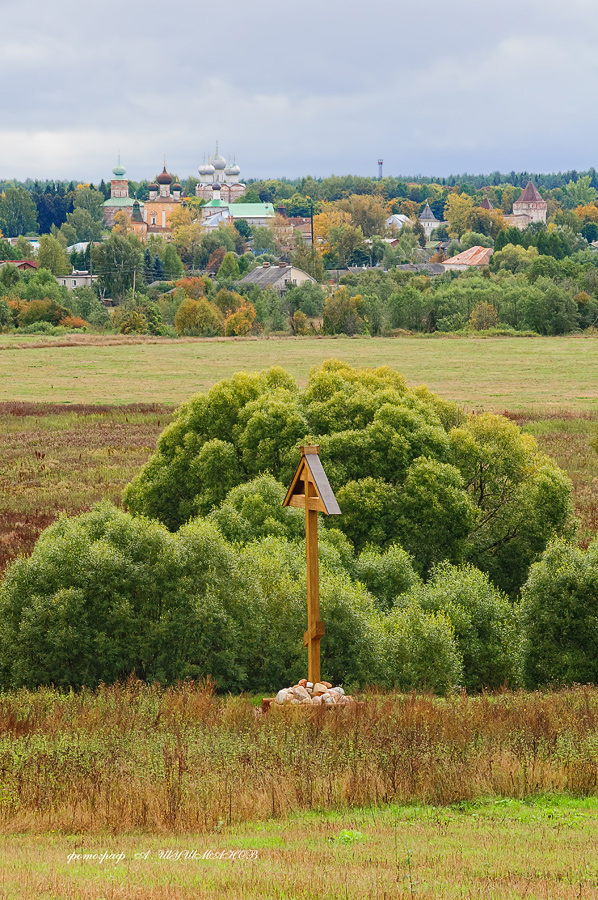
1;167;598;234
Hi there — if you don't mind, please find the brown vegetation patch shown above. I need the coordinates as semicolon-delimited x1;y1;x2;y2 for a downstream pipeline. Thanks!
2;681;598;834
0;404;172;572
505;410;598;548
0;401;170;417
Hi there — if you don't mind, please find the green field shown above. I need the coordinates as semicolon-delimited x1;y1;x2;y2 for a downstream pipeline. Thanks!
3;799;598;899
1;334;598;409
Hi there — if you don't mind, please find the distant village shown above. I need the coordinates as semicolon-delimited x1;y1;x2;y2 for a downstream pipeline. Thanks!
0;153;597;337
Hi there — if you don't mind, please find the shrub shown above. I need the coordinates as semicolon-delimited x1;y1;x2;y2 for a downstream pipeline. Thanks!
174;276;207;299
223;303;257;336
406;562;523;691
60;315;89;329
353;544;420;611
18;298;70;327
117;310;148;334
0;502;464;693
174;297;224;336
377;601;462;693
208;474;304;543
521;538;598;687
469;301;499;331
0;503;247;691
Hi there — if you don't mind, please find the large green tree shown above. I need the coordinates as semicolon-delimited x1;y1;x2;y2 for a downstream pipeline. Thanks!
92;234;144;301
0;187;38;237
37;234;71;275
73;186;105;221
124;360;572;593
64;207;103;243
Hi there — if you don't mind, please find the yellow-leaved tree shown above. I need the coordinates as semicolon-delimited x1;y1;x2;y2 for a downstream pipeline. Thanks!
444;193;475;238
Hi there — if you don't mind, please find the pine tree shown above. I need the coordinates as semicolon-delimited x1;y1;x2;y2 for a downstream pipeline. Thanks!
153;255;166;282
143;248;154;283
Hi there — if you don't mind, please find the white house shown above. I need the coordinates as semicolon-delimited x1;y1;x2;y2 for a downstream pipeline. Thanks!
385;214;412;231
418;203;441;239
55;271;99;290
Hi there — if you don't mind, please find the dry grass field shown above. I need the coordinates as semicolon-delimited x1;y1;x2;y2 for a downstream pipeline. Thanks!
0;403;169;572
2;682;598;834
3;683;598;898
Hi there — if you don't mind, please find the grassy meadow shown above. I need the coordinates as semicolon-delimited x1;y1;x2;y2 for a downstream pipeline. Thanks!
3;798;598;899
0;333;597;409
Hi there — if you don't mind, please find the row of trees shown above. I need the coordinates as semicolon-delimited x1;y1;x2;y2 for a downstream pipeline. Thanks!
325;256;598;335
3;248;597;338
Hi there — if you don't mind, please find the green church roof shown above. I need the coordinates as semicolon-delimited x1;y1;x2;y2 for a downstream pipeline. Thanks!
203;200;274;216
103;197;145;207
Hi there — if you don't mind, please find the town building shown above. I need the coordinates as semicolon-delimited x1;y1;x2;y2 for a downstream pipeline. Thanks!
130;200;149;239
442;246;493;271
418;203;441;239
102;159;144;226
503;181;547;229
480;196;494;211
0;259;37;271
196;145;246;203
144;165;184;234
386;213;412;230
55;271;99;290
4;238;40;252
200;201;276;231
239;263;315;293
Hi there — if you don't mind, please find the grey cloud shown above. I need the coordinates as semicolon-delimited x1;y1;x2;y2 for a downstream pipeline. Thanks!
0;0;597;181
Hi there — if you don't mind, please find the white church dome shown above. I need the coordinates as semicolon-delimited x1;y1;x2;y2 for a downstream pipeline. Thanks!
210;151;226;170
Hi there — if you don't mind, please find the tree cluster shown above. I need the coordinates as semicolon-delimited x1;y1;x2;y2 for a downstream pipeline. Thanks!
0;362;587;693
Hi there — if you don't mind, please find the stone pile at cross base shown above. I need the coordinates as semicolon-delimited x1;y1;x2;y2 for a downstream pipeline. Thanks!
275;679;354;706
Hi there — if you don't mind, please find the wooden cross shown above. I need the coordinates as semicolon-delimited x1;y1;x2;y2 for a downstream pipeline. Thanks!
282;445;341;685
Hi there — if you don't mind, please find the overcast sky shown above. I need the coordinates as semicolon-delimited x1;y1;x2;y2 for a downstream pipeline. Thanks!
1;0;597;184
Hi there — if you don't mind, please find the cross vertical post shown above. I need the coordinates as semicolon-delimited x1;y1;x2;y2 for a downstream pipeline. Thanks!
282;444;341;687
304;460;322;685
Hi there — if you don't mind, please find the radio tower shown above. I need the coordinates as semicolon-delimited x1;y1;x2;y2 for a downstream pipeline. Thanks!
378;159;383;180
